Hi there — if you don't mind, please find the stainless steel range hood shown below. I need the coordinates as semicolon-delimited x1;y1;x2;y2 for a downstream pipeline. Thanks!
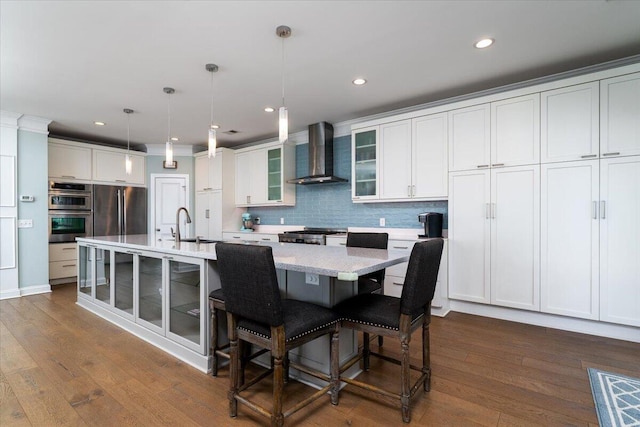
288;122;348;185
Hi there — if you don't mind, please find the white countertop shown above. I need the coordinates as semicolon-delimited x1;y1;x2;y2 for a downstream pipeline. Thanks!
77;235;412;279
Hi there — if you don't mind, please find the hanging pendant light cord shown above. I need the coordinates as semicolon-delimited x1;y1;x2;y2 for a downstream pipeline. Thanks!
210;70;215;127
127;112;131;152
281;36;285;107
167;92;171;142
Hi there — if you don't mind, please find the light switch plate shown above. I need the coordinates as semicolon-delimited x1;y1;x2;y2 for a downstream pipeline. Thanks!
18;219;33;228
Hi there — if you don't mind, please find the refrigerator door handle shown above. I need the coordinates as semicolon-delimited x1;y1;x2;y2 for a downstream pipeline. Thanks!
117;189;122;235
123;189;127;233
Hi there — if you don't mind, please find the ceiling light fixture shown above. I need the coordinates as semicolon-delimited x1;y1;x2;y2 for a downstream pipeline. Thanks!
206;63;219;158
171;137;179;141
163;87;176;166
264;107;275;113
211;124;220;129
474;38;494;49
352;78;367;86
276;25;291;143
123;108;134;175
94;121;105;126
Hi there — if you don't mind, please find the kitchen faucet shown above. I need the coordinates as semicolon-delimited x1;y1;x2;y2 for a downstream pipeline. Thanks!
174;207;192;243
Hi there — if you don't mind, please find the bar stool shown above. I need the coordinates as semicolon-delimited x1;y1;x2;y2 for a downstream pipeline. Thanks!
215;243;340;427
335;239;444;423
346;232;388;349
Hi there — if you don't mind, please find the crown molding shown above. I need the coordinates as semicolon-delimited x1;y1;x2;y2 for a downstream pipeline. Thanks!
18;115;51;134
145;143;195;156
0;110;23;128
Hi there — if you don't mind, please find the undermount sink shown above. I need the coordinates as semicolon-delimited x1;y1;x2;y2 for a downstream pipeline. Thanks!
178;238;221;244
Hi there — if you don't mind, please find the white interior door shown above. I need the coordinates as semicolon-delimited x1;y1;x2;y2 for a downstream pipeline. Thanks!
151;175;189;242
1;120;19;299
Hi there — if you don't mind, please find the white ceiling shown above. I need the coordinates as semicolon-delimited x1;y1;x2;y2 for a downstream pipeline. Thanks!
2;1;640;151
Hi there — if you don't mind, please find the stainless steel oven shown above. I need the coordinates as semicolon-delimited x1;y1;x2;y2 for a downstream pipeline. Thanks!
48;210;93;243
48;181;92;210
48;181;93;243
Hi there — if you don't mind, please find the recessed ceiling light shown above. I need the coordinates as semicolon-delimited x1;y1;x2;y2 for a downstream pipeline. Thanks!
211;124;220;129
264;107;275;113
352;78;367;86
171;137;179;141
474;38;494;49
94;121;105;126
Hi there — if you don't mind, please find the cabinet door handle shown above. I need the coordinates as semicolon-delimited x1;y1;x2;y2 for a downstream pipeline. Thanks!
205;209;210;219
62;247;75;251
581;154;597;159
601;201;606;219
392;282;404;286
602;152;620;157
61;175;76;179
407;185;411;197
392;246;409;250
592;201;598;220
476;165;489;169
261;238;271;241
339;242;346;246
115;179;126;183
412;185;416;197
491;163;505;167
232;236;241;239
62;264;76;268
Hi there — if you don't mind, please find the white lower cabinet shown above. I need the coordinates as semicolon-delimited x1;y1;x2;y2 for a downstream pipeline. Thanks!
78;243;208;354
49;243;78;281
449;166;540;311
599;156;640;327
222;232;278;243
541;160;599;319
383;240;448;310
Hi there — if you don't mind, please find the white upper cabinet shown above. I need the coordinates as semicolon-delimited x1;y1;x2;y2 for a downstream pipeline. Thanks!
491;94;540;167
412;113;448;199
93;149;145;185
352;126;379;200
540;160;599;320
448;104;491;172
379;120;412;200
599;156;640;327
600;72;640;158
48;141;92;181
541;82;599;163
235;142;295;207
195;148;228;191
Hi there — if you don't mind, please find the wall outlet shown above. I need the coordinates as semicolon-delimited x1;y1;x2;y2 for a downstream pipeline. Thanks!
17;219;33;228
280;217;284;225
379;218;385;227
305;273;320;286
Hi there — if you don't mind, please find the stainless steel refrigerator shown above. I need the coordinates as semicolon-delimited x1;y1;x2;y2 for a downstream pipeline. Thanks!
93;185;147;236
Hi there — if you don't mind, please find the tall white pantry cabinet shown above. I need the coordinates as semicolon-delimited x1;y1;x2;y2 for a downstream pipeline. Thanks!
449;68;640;328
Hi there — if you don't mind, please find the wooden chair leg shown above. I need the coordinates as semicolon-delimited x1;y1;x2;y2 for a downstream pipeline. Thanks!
283;351;290;384
400;317;411;423
271;326;285;427
363;332;371;371
378;335;384;347
423;317;431;392
226;313;238;418
211;303;219;377
330;326;340;406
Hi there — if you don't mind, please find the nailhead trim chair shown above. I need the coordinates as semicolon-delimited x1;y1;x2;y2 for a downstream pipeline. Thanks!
335;239;444;423
215;243;340;427
346;232;389;349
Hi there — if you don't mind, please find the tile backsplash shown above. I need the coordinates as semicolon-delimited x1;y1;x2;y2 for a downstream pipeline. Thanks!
248;135;448;229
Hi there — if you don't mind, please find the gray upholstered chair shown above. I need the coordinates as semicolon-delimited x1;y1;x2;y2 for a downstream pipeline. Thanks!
335;239;444;423
215;243;340;427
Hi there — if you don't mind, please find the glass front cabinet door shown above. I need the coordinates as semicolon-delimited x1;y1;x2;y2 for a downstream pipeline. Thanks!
267;147;283;202
352;126;379;200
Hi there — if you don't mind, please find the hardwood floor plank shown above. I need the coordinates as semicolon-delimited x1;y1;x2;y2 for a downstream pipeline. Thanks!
0;370;31;427
0;323;38;375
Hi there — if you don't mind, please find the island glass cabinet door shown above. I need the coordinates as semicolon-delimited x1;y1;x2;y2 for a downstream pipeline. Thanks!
78;244;95;299
136;253;165;335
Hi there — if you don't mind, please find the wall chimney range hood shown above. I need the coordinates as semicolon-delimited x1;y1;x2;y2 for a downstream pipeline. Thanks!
288;122;348;185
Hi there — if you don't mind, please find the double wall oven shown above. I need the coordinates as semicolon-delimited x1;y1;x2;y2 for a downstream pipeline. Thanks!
48;181;93;243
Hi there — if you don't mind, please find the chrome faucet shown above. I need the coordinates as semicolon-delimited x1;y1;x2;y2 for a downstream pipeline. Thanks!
174;207;192;243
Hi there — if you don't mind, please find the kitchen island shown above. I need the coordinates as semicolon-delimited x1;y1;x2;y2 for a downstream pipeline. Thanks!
75;235;410;378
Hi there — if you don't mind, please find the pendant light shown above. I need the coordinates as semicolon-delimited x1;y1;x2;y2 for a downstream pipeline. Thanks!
164;87;175;166
276;25;291;143
206;63;219;158
123;108;134;175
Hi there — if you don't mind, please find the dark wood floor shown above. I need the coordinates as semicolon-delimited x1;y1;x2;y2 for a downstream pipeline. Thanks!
1;283;639;426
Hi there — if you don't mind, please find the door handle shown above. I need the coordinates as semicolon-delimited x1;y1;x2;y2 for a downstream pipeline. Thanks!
476;165;489;169
592;201;598;220
602;152;620;157
491;163;505;167
205;209;210;219
601;201;606;219
581;154;597;159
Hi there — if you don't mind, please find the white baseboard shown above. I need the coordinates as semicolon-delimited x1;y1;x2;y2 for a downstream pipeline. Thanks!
449;300;640;343
20;284;52;297
0;289;21;300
